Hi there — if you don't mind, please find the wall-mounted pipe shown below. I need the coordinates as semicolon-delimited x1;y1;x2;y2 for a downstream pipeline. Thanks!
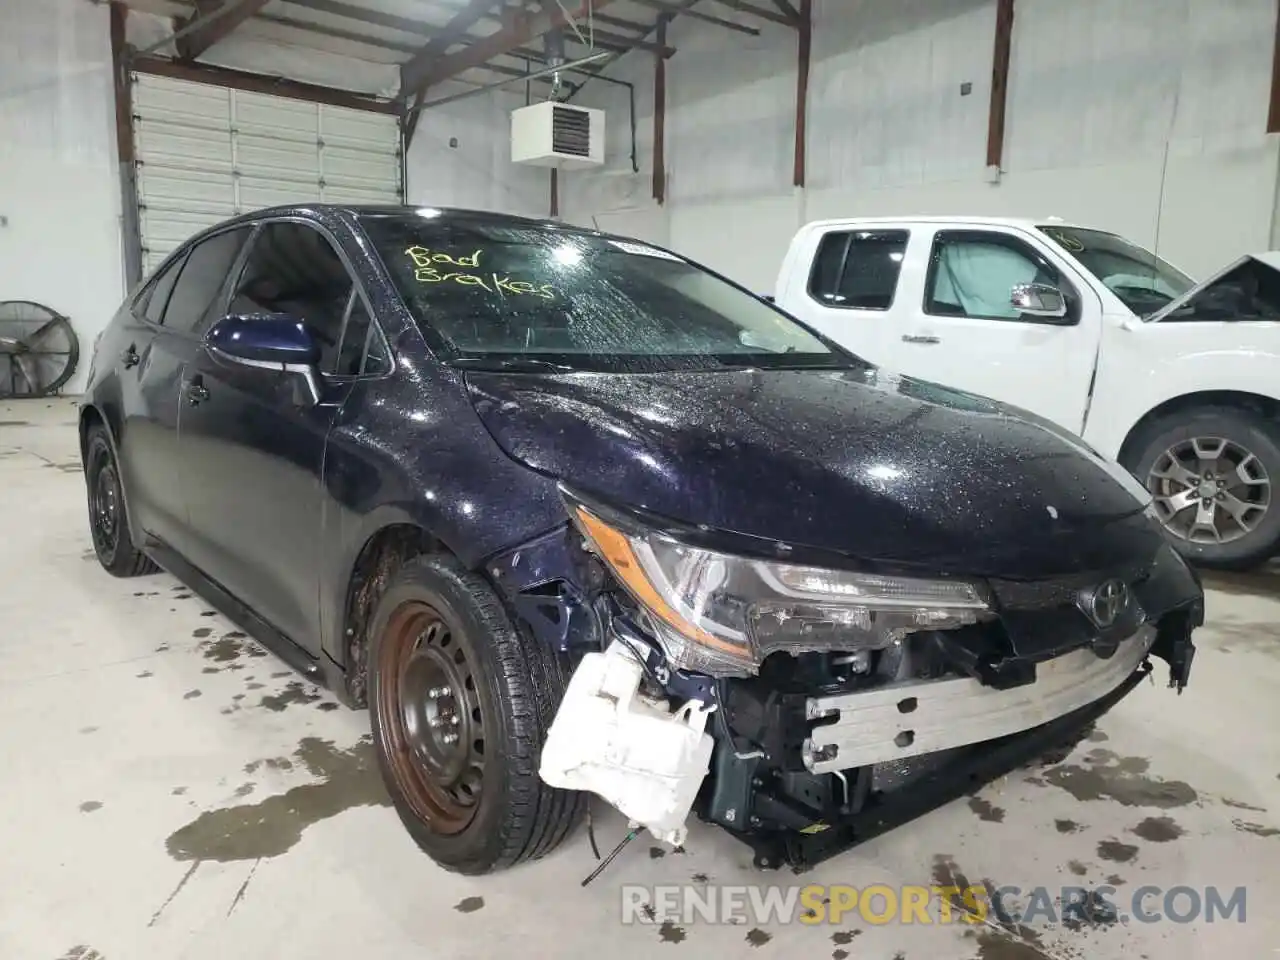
564;68;639;175
653;18;667;203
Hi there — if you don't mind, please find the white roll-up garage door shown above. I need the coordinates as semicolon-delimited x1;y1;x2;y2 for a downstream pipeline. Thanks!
131;73;403;274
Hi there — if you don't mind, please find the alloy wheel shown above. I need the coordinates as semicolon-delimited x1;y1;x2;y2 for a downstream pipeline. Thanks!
1146;435;1271;545
375;600;486;834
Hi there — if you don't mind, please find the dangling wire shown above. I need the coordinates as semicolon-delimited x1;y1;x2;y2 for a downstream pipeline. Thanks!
586;797;602;860
551;0;592;48
581;827;640;887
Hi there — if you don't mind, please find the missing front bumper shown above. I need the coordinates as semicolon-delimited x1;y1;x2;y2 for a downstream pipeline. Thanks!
802;625;1157;774
736;658;1154;871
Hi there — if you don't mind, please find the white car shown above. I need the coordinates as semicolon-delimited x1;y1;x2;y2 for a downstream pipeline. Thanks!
773;216;1280;569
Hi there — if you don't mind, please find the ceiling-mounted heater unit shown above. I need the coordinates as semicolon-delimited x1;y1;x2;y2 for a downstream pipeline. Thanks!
511;101;605;169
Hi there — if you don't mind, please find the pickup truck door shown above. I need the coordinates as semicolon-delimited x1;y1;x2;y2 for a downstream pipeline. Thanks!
888;225;1103;434
779;226;911;368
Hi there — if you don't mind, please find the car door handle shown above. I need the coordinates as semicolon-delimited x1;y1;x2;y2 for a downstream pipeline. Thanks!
901;334;941;345
185;378;209;406
121;345;140;369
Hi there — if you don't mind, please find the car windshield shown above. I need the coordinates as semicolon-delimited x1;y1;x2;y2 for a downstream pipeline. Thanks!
1038;226;1195;317
360;212;850;373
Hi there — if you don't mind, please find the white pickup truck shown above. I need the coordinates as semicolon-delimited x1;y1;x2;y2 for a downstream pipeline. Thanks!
773;216;1280;569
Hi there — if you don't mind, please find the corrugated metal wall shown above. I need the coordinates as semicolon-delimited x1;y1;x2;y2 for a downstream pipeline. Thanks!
563;0;1280;286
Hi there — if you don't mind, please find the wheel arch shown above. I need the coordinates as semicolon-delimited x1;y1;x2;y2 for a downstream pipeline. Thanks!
1117;390;1280;468
78;403;108;460
332;517;448;707
78;401;137;534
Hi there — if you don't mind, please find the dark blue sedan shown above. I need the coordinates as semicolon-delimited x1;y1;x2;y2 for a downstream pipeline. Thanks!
80;205;1202;875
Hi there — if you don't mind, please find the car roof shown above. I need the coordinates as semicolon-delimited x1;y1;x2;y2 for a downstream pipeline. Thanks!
214;202;591;235
179;203;655;259
798;215;1088;231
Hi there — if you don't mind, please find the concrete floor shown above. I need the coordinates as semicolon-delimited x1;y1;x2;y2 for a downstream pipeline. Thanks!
1;397;1278;960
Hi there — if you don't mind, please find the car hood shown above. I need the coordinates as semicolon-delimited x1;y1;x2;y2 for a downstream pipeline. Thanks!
464;366;1161;578
1147;252;1280;322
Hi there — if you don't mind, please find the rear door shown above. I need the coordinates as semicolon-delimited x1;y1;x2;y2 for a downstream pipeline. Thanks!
889;225;1102;433
177;219;382;651
111;251;186;544
116;227;253;550
782;226;912;367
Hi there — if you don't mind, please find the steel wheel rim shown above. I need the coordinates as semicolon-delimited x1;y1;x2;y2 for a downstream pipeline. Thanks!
376;600;485;834
89;452;120;555
1146;435;1271;545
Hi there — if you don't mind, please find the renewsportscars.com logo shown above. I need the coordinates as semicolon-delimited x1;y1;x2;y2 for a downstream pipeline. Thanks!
620;883;1248;927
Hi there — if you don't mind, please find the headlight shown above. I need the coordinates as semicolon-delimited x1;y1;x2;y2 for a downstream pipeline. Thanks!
569;502;992;677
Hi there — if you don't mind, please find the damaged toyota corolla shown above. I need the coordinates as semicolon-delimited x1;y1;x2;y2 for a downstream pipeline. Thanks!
81;205;1202;877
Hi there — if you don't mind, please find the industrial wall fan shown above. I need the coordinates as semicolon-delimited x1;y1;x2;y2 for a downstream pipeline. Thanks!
0;301;79;398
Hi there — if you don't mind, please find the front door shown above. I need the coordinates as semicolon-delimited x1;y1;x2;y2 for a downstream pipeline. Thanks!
177;220;370;653
889;226;1103;434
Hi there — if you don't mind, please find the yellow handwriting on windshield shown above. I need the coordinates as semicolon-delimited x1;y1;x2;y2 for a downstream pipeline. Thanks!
405;246;557;300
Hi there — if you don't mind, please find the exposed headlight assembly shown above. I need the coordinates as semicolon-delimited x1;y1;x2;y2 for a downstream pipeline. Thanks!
569;500;993;677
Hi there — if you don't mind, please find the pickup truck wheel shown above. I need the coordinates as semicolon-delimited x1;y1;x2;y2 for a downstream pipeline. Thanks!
84;425;159;577
1125;407;1280;569
367;554;585;874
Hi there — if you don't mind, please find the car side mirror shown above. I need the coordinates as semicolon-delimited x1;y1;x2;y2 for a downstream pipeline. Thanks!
206;313;323;407
1011;282;1069;322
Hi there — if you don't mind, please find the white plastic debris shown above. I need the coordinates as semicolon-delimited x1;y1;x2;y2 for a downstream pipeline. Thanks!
539;641;716;847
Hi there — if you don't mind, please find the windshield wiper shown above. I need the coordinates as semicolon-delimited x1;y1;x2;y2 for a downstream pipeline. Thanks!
451;356;578;373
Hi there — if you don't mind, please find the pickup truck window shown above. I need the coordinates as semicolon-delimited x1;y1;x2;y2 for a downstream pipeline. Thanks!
1038;226;1192;316
808;230;908;310
924;230;1070;322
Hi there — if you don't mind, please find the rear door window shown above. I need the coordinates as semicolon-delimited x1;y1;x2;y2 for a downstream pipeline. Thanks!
140;253;187;324
807;230;909;310
163;227;253;333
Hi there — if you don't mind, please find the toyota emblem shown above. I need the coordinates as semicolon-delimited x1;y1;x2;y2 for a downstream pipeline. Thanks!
1081;578;1130;628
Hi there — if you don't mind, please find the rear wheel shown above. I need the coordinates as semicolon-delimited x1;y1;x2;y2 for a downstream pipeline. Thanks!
85;424;158;577
367;554;584;874
1124;406;1280;570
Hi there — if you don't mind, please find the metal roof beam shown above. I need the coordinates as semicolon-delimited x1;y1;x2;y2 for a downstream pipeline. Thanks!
627;0;758;35
400;0;621;98
707;0;797;27
397;0;504;94
771;0;800;23
175;0;271;59
284;0;603;72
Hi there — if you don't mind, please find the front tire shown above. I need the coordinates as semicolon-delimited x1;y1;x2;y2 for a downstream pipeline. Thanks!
367;554;584;874
84;424;159;577
1123;406;1280;570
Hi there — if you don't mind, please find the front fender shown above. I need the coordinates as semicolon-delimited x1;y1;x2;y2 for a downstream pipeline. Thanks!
1083;320;1280;458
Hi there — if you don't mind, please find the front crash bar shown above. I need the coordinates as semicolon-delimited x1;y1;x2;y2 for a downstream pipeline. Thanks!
727;659;1154;873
